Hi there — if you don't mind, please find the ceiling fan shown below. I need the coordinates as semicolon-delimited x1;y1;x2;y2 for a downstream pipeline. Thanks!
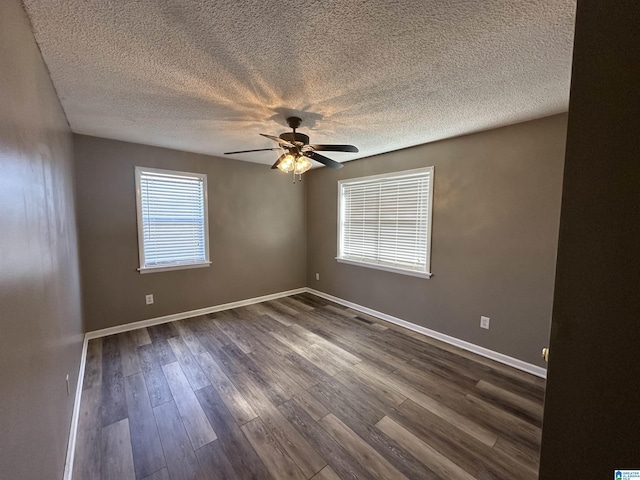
224;116;358;177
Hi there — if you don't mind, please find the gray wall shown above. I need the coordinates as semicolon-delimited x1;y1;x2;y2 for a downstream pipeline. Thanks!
0;0;84;479
306;114;567;367
74;135;306;331
539;2;640;476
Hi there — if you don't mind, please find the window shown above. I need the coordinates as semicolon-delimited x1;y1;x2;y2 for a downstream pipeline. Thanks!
135;167;210;273
337;167;434;278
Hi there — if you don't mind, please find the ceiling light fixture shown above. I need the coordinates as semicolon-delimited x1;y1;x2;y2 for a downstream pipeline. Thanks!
276;154;312;174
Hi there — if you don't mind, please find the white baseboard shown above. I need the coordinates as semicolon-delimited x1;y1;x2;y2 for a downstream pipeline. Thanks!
66;285;545;478
85;287;307;340
64;287;305;480
306;288;547;379
63;334;88;480
63;287;547;480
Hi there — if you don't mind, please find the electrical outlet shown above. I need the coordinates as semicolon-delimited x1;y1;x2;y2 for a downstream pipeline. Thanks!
315;273;320;281
66;374;70;396
145;294;154;305
480;316;490;329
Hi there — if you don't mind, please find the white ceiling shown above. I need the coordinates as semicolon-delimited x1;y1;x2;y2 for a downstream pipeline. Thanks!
23;0;575;166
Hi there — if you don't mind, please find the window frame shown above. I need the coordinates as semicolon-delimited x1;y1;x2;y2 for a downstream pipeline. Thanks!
135;166;211;274
336;166;434;279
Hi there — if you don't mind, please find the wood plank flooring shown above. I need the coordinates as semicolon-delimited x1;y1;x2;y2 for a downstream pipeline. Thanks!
73;293;545;480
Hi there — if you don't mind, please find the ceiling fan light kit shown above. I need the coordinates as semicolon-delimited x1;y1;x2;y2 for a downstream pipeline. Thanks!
276;154;312;175
224;116;359;182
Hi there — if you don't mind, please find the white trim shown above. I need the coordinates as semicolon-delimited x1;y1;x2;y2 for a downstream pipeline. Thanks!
85;288;307;339
336;258;433;278
306;288;547;378
62;334;88;480
64;287;307;480
425;166;435;275
138;261;211;274
337;166;433;185
66;285;544;479
82;283;545;376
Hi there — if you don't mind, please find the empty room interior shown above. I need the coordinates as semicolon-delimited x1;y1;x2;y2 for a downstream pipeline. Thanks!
1;1;638;479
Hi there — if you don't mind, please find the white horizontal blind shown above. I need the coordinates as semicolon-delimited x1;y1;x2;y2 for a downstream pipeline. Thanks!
339;168;432;274
137;168;208;269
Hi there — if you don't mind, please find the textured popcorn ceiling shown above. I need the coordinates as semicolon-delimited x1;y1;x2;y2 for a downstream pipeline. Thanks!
23;0;575;166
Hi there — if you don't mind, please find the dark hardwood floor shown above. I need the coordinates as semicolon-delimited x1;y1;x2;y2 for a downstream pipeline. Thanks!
73;293;545;480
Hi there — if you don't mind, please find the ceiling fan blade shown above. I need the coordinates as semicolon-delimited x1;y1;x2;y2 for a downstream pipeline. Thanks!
310;144;359;153
260;134;295;148
224;148;281;155
305;151;344;169
271;153;287;169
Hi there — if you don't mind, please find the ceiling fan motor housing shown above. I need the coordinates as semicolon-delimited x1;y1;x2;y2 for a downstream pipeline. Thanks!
279;132;309;145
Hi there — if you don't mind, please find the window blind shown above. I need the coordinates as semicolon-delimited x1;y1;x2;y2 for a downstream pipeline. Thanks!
137;168;208;269
338;168;432;275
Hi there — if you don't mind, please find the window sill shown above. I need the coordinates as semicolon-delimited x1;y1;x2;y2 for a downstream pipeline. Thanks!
138;261;211;274
336;258;432;279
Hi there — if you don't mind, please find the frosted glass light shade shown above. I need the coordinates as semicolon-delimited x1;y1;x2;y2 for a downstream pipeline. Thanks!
276;154;295;173
294;156;312;174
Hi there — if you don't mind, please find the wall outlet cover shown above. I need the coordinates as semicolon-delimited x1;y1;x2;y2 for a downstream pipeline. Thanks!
480;316;490;329
145;294;154;305
315;273;320;281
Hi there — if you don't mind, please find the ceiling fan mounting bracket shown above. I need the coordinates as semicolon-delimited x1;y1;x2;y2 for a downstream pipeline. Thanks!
286;116;302;130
